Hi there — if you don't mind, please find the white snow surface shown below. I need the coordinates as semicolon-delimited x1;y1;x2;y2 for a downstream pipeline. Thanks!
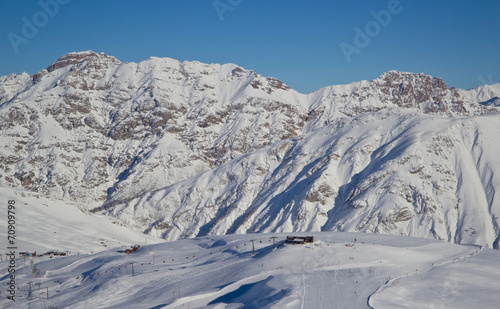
0;186;160;254
1;231;499;308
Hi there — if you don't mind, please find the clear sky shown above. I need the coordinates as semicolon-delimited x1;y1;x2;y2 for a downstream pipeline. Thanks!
0;0;499;93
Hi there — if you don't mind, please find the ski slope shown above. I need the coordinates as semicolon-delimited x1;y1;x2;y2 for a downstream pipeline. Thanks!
1;231;499;308
1;185;499;308
0;186;160;255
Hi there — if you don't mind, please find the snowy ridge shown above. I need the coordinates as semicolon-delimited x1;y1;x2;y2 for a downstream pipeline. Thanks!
1;51;500;248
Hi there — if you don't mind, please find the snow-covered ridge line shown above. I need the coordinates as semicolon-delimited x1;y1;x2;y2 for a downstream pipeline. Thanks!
1;51;500;249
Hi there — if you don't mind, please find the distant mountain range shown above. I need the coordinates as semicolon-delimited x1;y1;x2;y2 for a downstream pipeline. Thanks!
1;51;500;248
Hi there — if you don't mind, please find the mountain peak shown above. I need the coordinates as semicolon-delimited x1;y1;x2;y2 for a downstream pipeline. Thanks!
46;50;119;73
376;70;446;87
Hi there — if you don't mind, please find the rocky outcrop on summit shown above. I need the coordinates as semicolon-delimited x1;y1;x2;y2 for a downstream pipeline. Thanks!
375;71;465;113
1;51;500;248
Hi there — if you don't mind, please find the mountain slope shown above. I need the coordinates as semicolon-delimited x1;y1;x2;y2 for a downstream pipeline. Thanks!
1;51;500;248
100;110;500;249
0;186;160;255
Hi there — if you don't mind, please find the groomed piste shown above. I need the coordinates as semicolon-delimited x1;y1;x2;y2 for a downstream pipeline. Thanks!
1;231;500;308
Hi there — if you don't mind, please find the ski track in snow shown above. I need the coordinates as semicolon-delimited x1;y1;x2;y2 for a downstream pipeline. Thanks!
367;244;483;308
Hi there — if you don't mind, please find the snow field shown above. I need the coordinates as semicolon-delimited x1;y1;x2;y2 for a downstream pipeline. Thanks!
0;186;160;254
1;231;499;308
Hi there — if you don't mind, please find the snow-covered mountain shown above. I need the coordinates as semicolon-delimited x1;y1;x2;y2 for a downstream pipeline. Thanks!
1;51;500;248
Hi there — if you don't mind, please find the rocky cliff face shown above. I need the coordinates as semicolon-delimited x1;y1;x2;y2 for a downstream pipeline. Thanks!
1;51;500;248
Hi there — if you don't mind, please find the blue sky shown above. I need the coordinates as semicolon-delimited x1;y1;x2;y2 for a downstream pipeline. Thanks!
1;0;499;93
